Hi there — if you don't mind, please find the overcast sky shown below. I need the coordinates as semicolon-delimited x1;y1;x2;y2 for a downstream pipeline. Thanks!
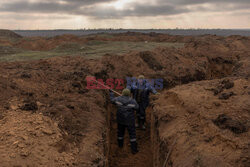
0;0;249;29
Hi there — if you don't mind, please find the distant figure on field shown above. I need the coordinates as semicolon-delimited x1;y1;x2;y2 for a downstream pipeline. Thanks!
110;88;139;154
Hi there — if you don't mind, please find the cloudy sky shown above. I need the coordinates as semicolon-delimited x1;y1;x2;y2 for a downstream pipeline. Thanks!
0;0;250;29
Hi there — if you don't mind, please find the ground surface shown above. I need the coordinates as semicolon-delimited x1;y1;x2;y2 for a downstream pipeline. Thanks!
0;30;249;167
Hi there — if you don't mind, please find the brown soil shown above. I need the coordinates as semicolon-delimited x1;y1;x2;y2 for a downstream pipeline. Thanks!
0;31;249;166
152;78;249;167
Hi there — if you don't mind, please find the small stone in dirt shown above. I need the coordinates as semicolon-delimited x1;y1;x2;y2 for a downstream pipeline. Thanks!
9;153;16;158
20;149;30;157
4;104;9;110
66;104;75;110
20;102;38;111
219;92;235;100
42;128;54;135
72;82;81;88
20;135;29;141
18;143;25;148
221;79;234;89
20;73;32;79
10;84;17;89
213;85;224;95
213;114;247;134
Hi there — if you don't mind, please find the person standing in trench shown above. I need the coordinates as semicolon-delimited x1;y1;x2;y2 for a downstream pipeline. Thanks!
110;88;139;154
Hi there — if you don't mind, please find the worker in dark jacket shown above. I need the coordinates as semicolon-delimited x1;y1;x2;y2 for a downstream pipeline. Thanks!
128;75;158;130
110;88;139;154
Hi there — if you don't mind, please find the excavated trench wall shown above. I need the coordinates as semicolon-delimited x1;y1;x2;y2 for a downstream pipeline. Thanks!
103;50;243;167
93;35;250;166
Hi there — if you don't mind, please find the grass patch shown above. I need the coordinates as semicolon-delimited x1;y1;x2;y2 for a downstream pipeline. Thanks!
0;41;184;62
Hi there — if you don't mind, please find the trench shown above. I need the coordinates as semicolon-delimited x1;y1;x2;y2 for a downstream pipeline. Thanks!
103;52;237;167
106;103;154;167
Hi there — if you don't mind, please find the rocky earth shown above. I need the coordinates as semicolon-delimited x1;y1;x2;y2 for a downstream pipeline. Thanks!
0;30;249;166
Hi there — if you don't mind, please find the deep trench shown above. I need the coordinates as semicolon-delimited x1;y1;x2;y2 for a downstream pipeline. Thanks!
103;56;236;167
106;103;154;167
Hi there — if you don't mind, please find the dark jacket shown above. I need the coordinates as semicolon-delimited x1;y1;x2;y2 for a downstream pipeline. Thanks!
110;92;139;126
127;80;157;108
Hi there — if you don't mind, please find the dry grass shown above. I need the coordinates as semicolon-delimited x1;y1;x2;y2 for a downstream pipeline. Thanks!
0;41;184;62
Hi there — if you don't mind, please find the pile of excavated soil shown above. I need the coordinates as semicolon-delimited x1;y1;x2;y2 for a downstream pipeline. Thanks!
0;33;249;166
152;78;249;167
13;35;88;51
0;57;107;166
0;108;75;166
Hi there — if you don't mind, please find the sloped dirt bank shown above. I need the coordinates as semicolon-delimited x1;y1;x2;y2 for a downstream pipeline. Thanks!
0;57;108;166
151;78;249;167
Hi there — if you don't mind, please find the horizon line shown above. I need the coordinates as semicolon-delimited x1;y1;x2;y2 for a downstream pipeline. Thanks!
10;28;250;31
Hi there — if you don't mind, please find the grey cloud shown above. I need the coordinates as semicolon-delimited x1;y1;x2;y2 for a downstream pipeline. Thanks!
0;0;249;19
158;0;250;6
0;1;78;13
156;0;250;16
62;0;115;4
0;0;190;18
0;0;115;13
79;4;189;19
193;3;250;12
0;14;71;20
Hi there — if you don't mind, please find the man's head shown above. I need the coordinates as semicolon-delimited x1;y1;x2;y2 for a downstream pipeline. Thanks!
122;88;131;96
138;75;145;85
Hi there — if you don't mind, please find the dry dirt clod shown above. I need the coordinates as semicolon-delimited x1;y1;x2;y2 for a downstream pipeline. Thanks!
20;102;38;111
20;73;32;79
213;114;247;134
218;92;235;100
20;149;30;157
221;79;234;89
42;128;54;135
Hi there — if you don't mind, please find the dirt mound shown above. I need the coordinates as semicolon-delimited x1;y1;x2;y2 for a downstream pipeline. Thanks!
0;57;107;166
0;108;75;166
152;78;249;167
0;29;22;39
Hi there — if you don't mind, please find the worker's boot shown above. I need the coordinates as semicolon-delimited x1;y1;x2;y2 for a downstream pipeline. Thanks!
130;142;138;154
118;139;124;148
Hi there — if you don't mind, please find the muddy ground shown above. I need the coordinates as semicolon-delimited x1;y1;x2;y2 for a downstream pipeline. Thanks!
0;30;249;167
